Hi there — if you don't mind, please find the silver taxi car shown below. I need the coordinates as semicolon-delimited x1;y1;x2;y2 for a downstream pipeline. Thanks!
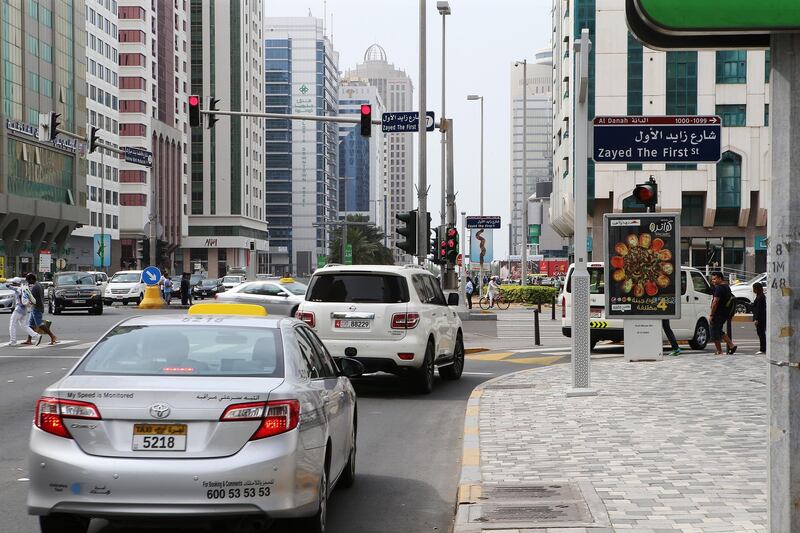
215;277;307;317
28;303;362;533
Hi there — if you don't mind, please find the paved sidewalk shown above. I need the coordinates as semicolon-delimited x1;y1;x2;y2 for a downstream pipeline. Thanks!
455;354;767;532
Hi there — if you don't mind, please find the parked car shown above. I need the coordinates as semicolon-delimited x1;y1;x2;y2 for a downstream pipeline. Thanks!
296;264;465;393
215;278;307;316
560;262;713;351
27;305;363;533
730;273;767;314
192;278;225;299
0;281;15;312
103;270;145;306
169;274;205;302
221;275;245;289
48;272;103;315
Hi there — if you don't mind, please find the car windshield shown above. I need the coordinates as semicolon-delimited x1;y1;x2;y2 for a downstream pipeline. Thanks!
111;273;141;283
744;273;766;285
566;267;605;294
190;275;204;284
56;274;95;285
307;273;409;303
280;281;307;295
74;325;285;377
222;276;241;283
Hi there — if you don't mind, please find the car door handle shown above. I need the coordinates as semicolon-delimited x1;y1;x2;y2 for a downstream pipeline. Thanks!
432;312;438;316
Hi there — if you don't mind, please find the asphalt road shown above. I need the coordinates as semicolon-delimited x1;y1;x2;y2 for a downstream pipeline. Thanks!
0;305;562;533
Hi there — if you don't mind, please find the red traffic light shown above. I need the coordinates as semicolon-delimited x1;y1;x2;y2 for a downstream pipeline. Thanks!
634;185;655;202
189;95;200;107
360;104;371;115
447;239;456;248
447;228;457;238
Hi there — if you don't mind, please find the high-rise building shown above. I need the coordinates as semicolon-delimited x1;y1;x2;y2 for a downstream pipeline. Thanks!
69;0;121;270
264;17;339;277
510;49;553;256
552;0;769;275
187;1;267;277
338;77;386;232
116;1;189;273
0;1;88;276
345;45;414;263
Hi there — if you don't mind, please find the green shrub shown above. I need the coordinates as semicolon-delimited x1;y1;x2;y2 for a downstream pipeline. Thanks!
498;285;558;305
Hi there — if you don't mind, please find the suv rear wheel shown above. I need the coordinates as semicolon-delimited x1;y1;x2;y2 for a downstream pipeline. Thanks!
412;341;435;394
439;333;464;381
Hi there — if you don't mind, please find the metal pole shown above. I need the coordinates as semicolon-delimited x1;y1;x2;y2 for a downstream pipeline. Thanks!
567;28;596;397
417;0;428;264
460;210;467;301
480;97;484;216
440;11;447;228
534;309;541;346
444;119;457;290
100;149;105;273
768;32;800;532
149;149;157;268
521;59;528;287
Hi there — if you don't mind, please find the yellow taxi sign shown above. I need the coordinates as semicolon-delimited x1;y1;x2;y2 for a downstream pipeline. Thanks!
188;303;267;317
278;277;295;283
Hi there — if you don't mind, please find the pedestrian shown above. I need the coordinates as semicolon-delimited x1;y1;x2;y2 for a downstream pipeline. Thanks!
709;271;737;355
7;278;40;347
465;278;474;309
752;282;766;354
180;273;190;305
662;319;681;356
24;273;56;346
160;271;173;305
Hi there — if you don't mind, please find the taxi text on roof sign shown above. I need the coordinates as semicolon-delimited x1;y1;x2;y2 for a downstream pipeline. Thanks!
188;303;267;317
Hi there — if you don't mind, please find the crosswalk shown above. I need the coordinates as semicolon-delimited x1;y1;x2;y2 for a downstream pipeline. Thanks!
495;311;566;340
7;340;95;351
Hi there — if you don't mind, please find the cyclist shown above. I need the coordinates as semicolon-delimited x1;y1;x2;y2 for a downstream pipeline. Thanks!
487;276;500;308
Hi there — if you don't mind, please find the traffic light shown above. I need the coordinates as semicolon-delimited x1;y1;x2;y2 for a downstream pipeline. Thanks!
632;176;658;211
87;125;100;153
430;225;445;265
189;95;201;128
136;239;147;263
395;210;418;256
424;211;432;259
360;104;372;137
207;97;220;130
445;226;459;263
47;112;61;141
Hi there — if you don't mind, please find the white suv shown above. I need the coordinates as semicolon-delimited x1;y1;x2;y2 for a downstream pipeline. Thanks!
296;264;464;393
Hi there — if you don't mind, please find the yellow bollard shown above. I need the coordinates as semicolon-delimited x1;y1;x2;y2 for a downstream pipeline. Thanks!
138;285;165;309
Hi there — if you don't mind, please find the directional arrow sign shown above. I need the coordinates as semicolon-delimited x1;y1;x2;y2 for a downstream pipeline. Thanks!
142;266;161;286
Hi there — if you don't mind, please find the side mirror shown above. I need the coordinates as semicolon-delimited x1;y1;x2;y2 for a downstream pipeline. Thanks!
337;357;365;378
447;292;460;306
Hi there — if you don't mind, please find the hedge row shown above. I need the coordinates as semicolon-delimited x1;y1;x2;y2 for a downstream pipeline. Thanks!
498;285;558;304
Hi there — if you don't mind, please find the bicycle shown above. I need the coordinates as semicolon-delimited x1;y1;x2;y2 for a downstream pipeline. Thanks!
479;292;510;311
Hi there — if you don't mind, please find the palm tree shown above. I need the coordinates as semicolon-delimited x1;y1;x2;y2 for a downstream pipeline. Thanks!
328;215;394;265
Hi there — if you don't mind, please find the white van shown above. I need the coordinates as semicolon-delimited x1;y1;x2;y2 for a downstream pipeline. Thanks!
560;262;713;351
103;270;145;306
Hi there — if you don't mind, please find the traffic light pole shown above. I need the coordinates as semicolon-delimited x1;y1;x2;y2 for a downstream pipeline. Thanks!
442;118;458;290
417;0;428;265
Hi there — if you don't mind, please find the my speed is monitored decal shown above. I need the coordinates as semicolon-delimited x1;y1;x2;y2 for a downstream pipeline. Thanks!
636;0;800;32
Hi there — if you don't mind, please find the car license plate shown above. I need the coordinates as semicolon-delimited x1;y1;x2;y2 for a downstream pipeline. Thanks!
132;423;187;451
73;299;86;304
335;319;370;329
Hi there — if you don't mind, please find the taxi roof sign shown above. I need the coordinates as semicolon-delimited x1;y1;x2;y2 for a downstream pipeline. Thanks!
188;303;267;317
278;277;295;283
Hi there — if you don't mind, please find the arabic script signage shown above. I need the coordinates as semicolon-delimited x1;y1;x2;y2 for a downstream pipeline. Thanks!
593;116;721;164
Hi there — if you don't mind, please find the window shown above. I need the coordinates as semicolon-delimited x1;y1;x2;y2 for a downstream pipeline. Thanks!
296;328;337;378
120;193;147;206
715;151;742;226
716;104;746;127
118;30;145;43
119;123;146;136
120;100;146;113
666;51;697;115
307;274;409;303
691;271;713;295
765;49;771;83
627;32;643;116
681;194;704;226
119;77;146;90
724;238;745;271
716;50;747;83
119;53;145;66
120;170;146;183
764;104;769;127
294;329;321;379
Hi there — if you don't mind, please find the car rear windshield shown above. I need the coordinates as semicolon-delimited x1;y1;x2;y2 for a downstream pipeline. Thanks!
74;325;284;377
56;274;95;285
566;267;606;294
307;273;409;303
223;276;241;283
111;273;140;283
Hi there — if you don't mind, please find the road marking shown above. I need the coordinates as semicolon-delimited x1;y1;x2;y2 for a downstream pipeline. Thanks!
462;372;495;376
507;355;565;366
0;355;80;359
12;340;80;350
16;478;29;482
466;352;515;361
63;342;96;351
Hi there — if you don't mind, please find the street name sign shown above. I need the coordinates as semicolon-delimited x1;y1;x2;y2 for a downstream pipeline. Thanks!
593;116;721;164
466;216;502;229
124;146;154;167
381;112;435;133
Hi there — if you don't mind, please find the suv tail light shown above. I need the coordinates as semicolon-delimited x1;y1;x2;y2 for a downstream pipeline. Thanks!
391;312;420;329
35;397;101;439
221;400;300;440
296;311;315;327
561;296;566;318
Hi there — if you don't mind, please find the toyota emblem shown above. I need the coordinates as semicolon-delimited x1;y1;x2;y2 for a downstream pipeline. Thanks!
348;305;357;311
149;403;171;419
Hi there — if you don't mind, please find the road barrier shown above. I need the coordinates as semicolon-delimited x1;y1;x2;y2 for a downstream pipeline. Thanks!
534;309;541;346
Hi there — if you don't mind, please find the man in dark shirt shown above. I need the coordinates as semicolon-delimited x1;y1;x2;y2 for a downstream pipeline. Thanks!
709;272;736;355
24;273;57;345
752;283;766;354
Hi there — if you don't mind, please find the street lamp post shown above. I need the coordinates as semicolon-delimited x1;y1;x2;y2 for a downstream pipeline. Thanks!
417;0;428;264
467;94;484;294
438;2;450;228
514;59;528;286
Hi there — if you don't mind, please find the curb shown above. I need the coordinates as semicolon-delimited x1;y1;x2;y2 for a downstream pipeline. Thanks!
464;347;489;355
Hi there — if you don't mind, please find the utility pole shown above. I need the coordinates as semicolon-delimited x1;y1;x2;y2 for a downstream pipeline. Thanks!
567;29;596;398
439;2;450;228
417;0;428;264
768;32;800;532
443;118;457;289
520;59;529;287
100;149;106;273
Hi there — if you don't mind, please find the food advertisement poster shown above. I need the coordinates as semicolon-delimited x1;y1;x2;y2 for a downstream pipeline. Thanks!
604;213;680;319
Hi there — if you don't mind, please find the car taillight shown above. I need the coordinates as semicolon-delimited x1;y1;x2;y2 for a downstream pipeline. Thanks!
221;400;300;440
35;397;101;439
562;296;566;318
297;311;315;328
391;312;420;329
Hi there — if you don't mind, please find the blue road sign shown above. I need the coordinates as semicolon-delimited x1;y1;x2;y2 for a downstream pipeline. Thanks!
466;216;502;229
593;116;721;163
381;111;435;133
142;266;161;286
124;146;154;167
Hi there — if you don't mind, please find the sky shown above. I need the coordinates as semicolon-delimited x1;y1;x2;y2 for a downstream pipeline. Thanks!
265;0;552;257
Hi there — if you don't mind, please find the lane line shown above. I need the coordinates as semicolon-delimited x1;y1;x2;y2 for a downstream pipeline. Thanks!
0;355;80;359
461;372;495;376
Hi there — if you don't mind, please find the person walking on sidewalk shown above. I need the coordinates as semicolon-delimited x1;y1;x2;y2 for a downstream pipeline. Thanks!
752;282;766;354
465;278;474;309
709;271;737;355
662;319;681;356
24;273;56;346
7;278;40;347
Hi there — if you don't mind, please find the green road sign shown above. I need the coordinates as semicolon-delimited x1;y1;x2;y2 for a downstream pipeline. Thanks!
344;244;353;265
